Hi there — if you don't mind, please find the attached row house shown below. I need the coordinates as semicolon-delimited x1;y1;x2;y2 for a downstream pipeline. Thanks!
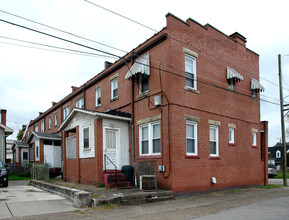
15;13;268;193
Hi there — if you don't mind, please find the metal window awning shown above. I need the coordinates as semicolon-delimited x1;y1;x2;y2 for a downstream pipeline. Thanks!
251;78;265;92
125;52;150;80
227;67;244;82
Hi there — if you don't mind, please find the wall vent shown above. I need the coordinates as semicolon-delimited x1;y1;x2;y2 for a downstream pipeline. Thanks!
140;175;157;191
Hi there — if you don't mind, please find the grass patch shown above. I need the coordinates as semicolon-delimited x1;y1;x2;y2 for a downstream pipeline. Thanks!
273;171;289;179
261;184;284;189
8;174;31;181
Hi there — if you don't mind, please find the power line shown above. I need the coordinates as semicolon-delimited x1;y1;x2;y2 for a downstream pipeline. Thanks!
0;9;128;54
0;35;118;59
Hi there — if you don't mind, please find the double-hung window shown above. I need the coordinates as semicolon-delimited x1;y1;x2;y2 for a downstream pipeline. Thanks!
185;54;197;90
229;128;235;144
210;125;219;156
252;132;257;146
139;122;161;156
111;78;118;100
63;106;70;120
41;121;44;132
186;121;198;155
54;113;57;127
76;98;84;109
35;125;38;132
83;126;90;149
96;88;101;107
48;116;51;129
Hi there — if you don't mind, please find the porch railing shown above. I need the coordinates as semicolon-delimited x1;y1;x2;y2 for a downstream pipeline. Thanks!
104;154;118;188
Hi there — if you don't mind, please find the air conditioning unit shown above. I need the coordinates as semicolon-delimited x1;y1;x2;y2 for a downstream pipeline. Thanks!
140;175;157;191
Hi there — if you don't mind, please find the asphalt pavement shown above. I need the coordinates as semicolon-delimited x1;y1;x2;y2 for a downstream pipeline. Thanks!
0;180;76;219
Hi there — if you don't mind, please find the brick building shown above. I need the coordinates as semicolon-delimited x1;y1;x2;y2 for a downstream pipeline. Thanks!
19;13;268;193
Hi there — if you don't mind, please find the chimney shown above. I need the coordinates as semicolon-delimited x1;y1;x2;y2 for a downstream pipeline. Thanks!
22;125;26;131
104;61;112;70
52;102;57;106
1;109;7;125
71;86;78;93
39;112;43;116
229;32;247;46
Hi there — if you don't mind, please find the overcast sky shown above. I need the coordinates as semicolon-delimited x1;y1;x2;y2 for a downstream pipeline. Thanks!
1;0;289;146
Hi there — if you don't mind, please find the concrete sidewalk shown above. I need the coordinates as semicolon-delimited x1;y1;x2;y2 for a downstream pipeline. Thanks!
0;181;76;219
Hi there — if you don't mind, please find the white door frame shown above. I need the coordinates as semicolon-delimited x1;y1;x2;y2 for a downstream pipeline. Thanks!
103;126;121;170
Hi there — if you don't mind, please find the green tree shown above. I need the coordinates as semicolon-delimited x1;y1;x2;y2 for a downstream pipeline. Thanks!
16;129;23;140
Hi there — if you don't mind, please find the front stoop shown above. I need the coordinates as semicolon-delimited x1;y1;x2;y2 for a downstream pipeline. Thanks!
104;171;132;189
92;190;175;206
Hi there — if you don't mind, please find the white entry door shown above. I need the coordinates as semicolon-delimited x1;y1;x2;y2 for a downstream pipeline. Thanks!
103;128;120;170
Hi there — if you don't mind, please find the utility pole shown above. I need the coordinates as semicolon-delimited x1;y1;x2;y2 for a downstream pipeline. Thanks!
278;54;287;186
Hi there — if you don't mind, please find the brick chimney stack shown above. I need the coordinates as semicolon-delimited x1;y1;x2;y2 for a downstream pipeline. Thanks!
1;109;7;125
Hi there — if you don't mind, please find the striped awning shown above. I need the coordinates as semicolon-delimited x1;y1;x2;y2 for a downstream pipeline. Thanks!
251;78;265;92
125;52;150;80
227;67;244;81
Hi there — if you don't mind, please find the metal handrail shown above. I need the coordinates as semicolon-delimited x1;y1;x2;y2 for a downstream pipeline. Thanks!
104;154;118;188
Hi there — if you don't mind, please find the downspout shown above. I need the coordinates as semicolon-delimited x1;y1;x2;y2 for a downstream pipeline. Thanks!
131;75;136;185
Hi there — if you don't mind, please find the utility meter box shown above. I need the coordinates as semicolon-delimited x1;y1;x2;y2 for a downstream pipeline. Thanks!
154;96;161;106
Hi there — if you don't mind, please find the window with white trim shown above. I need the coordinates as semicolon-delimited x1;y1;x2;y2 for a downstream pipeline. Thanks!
35;125;38;132
48;116;51;129
111;78;118;99
210;125;219;156
83;126;90;149
41;121;44;132
96;88;101;107
185;54;197;90
252;132;257;146
139;122;161;156
229;128;235;144
276;150;281;158
63;106;70;120
76;98;84;109
54;113;57;126
186;121;198;155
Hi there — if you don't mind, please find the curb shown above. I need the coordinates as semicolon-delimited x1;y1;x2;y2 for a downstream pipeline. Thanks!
30;180;92;208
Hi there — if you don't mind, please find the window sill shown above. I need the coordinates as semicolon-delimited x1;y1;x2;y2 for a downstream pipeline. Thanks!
228;143;236;146
184;86;199;94
252;145;258;148
209;156;221;160
95;104;101;109
137;90;150;99
83;148;91;151
185;155;200;159
110;96;119;102
137;155;162;160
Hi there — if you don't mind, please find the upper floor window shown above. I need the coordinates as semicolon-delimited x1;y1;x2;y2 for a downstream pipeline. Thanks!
76;98;84;109
252;132;257;146
139;73;149;94
186;121;198;155
48;116;51;129
63;106;70;120
229;128;235;144
111;78;118;100
96;88;101;107
276;150;281;158
54;113;57;126
139;122;161;156
35;125;38;132
185;54;197;90
41;120;44;132
210;125;219;157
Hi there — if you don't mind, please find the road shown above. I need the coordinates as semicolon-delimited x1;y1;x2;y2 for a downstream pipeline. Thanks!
0;180;76;219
